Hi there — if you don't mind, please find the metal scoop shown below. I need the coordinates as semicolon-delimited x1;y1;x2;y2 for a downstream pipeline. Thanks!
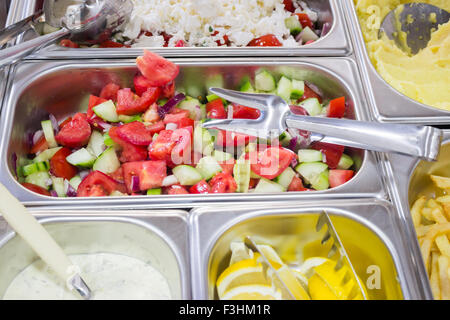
379;3;450;55
202;88;442;161
0;0;132;67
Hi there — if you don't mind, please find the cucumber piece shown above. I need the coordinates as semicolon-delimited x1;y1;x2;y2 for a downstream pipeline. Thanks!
337;154;354;170
300;26;319;43
240;78;255;93
69;176;82;191
147;188;162;195
298;149;323;163
186;84;204;99
280;131;293;148
213;150;233;162
300;98;322;116
22;161;49;176
234;158;251;193
87;131;106;157
118;114;142;123
255;70;276;92
254;178;286;193
93;147;120;174
291;80;305;100
277;76;293;102
285;16;303;36
93;100;119;122
196;156;223;180
206;94;227;104
173;165;203;186
103;132;116;147
41;120;58;148
36;161;50;172
52;177;66;197
25;171;51;190
66;148;96;168
295;162;328;184
110;190;128;197
205;74;224;94
179;97;202;119
273;167;296;189
250;171;261;179
33;147;62;163
311;170;329;191
194;125;214;156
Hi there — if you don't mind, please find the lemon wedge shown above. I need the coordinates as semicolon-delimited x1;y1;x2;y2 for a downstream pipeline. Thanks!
298;257;328;278
229;242;254;266
221;284;282;300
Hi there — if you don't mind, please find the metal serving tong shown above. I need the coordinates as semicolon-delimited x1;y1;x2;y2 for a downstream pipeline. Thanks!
202;88;442;161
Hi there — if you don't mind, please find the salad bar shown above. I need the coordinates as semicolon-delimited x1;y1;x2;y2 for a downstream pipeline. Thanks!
0;0;448;301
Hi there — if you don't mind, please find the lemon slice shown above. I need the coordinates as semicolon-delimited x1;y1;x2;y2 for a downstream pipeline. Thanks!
292;270;309;290
298;257;328;278
229;242;254;266
276;265;311;300
221;285;282;300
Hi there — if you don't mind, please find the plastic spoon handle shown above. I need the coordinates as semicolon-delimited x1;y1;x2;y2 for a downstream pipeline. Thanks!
0;183;91;299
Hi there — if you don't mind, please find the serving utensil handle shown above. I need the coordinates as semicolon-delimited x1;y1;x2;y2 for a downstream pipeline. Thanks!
0;10;44;47
285;114;442;161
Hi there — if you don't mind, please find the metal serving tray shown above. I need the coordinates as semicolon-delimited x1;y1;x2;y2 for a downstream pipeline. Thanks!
0;209;191;299
15;0;352;57
342;0;450;124
189;200;428;300
0;57;386;207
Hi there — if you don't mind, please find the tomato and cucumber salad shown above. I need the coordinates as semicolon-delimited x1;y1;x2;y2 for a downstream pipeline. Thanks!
17;50;357;198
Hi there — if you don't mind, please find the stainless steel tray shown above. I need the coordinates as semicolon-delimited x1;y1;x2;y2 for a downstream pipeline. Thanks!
0;57;386;207
342;0;450;124
189;200;428;300
15;0;352;57
0;209;191;299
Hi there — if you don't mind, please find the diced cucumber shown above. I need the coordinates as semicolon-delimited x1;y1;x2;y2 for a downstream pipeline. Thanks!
285;16;303;36
295;162;328;184
36;161;50;172
186;85;204;100
93;100;119;122
205;74;224;94
300;26;319;43
162;175;179;187
33;147;62;163
277;76;293;102
255;70;276;92
194;125;214;156
234;158;251;193
87;131;106;157
22;161;49;176
213;150;233;162
103;132;116;147
273;167;296;189
250;171;261;179
240;78;254;93
69;176;82;191
179;97;202;119
118;114;142;123
311;170;329;191
110;190;128;197
280;131;293;148
300;98;322;116
147;188;162;195
254;178;286;193
173;165;203;186
52;177;66;197
66;148;96;168
206;94;226;104
298;149;323;163
25;171;51;190
337;154;354;170
291;80;305;100
196;156;223;180
41;120;58;148
93;147;120;174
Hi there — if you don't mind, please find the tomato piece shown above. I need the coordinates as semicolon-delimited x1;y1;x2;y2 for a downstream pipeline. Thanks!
55;113;91;148
109;167;125;184
216;130;257;148
99;40;129;48
146;120;165;135
122;160;167;193
164;185;189;194
175;40;187;47
310;142;345;169
109;127;148;162
143;103;161;123
232;104;260;119
295;13;313;29
22;183;51;196
189;180;210;194
100;83;120;102
288;176;309;192
60;39;79;48
247;34;282;47
289;105;309;115
209;172;237;193
30;135;48;154
211;31;231;46
164;110;194;128
86;95;108;128
283;0;295;12
247;147;295;180
116;121;153;146
219;159;235;175
148;129;192;167
249;178;259;189
299;84;323;103
116;87;161;116
161;81;175;99
329;170;355;188
136;50;180;87
148;130;176;163
134;75;156;97
50;147;77;180
59;117;72;129
327;97;346;118
206;99;227;119
77;171;124;197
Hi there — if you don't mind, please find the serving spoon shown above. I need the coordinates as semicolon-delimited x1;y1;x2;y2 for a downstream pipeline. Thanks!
0;183;92;300
379;3;450;55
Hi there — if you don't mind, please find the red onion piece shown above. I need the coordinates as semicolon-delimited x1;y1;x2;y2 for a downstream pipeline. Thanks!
291;157;298;168
50;190;58;197
321;22;332;37
79;170;91;180
49;114;59;134
288;136;298;151
64;179;77;197
158;93;186;118
131;175;140;193
32;130;44;145
11;153;18;178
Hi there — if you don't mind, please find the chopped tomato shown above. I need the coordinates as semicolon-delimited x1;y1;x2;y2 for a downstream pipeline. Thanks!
209;172;237;193
109;127;148;162
55;113;91;148
164;109;194;128
146;120;165;135
117;121;153;146
310;142;345;169
77;171;125;197
247;147;296;180
136;50;180;87
143;103;161;123
215;130;257;148
134;75;156;97
148;129;192;167
289;105;309;115
299;84;323;103
50;147;77;181
116;87;161;116
247;34;282;47
288;176;308;192
219;159;235;174
86;95;108;128
22;183;51;196
99;40;129;48
148;130;176;163
232;104;260;119
329;170;354;188
190;180;210;194
60;39;79;48
249;178;259;189
109;167;125;184
326;97;346;118
164;185;189;195
59;117;72;129
30;136;48;154
100;83;120;102
283;0;295;12
170;128;193;166
175;40;187;47
161;82;175;99
206;99;227;119
211;31;231;46
122;160;167;193
295;13;313;29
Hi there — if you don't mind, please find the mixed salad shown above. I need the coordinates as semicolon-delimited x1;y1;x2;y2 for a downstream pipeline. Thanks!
15;50;357;198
